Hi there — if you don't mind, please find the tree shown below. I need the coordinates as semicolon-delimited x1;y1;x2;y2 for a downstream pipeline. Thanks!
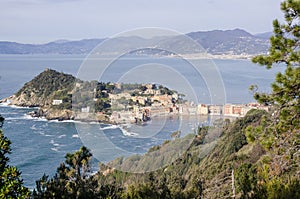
252;0;300;132
235;163;258;199
248;1;300;196
33;146;94;199
0;115;30;198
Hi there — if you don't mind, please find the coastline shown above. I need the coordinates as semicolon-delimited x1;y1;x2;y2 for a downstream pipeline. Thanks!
169;53;255;60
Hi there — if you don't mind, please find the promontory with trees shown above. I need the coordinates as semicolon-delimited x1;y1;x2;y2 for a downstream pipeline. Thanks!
1;68;181;124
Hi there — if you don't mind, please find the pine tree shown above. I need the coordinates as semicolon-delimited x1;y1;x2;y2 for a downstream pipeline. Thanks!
0;115;30;198
247;1;300;196
33;146;95;199
252;0;300;132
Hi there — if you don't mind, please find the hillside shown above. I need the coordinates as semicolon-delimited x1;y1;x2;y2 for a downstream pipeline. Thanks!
32;109;300;198
6;69;75;107
0;29;269;56
187;29;269;55
93;110;298;198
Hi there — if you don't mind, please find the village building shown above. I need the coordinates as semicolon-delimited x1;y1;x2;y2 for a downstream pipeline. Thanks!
81;106;90;113
52;99;63;105
197;104;208;115
208;105;223;115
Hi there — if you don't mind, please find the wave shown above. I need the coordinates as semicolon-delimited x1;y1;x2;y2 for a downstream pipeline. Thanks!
58;134;66;138
5;114;47;121
119;127;138;137
0;102;10;106
99;125;120;131
38;132;54;137
30;124;38;130
9;105;36;109
89;121;99;124
33;117;48;122
0;102;37;109
100;124;138;137
50;140;63;147
51;147;59;152
49;119;83;123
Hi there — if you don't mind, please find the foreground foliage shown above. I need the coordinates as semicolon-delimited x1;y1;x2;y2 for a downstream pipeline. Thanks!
0;115;30;198
32;107;300;198
1;0;299;198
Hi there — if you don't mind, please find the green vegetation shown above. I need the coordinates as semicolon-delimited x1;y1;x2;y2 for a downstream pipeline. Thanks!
16;69;75;107
1;0;299;198
0;115;30;198
32;1;300;198
33;146;93;198
34;107;296;198
252;0;300;133
14;68;179;118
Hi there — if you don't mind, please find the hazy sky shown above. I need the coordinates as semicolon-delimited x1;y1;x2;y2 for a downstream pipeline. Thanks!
0;0;283;43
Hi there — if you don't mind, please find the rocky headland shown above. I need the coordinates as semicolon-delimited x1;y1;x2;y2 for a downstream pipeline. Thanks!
1;69;181;123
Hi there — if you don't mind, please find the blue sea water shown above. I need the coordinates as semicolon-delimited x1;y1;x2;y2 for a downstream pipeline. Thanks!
0;54;283;188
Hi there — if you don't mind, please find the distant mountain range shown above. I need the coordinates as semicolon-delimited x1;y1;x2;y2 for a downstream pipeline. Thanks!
0;29;271;55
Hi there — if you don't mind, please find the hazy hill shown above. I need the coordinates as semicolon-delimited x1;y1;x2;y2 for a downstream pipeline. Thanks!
0;39;104;54
255;31;273;39
187;29;269;55
0;29;269;55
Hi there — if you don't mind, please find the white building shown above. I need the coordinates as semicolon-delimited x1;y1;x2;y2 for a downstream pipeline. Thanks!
81;106;90;113
52;99;63;105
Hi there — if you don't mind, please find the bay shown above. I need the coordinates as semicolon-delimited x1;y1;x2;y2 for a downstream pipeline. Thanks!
0;54;283;188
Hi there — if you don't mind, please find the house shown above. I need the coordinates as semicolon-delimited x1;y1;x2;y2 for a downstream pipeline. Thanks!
52;99;63;105
81;106;90;113
197;104;208;115
224;104;245;116
223;104;233;115
232;105;243;115
208;105;222;115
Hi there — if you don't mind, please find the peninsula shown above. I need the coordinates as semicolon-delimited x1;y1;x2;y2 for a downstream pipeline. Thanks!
0;69;183;123
1;69;270;123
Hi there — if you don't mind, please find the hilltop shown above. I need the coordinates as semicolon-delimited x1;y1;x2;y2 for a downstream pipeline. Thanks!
10;68;76;107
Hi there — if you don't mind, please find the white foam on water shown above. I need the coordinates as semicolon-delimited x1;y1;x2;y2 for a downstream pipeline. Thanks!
119;127;138;137
0;102;10;106
33;117;48;122
30;124;38;130
9;105;35;109
49;119;84;123
0;102;37;109
58;134;66;138
99;125;119;130
51;148;59;152
72;134;79;138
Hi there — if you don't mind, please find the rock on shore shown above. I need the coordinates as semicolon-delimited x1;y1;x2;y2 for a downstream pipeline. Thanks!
28;108;74;121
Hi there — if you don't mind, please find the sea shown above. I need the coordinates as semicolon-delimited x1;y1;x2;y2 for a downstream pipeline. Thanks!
0;54;283;188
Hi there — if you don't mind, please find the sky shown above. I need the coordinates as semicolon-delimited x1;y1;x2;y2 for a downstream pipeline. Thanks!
0;0;284;44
